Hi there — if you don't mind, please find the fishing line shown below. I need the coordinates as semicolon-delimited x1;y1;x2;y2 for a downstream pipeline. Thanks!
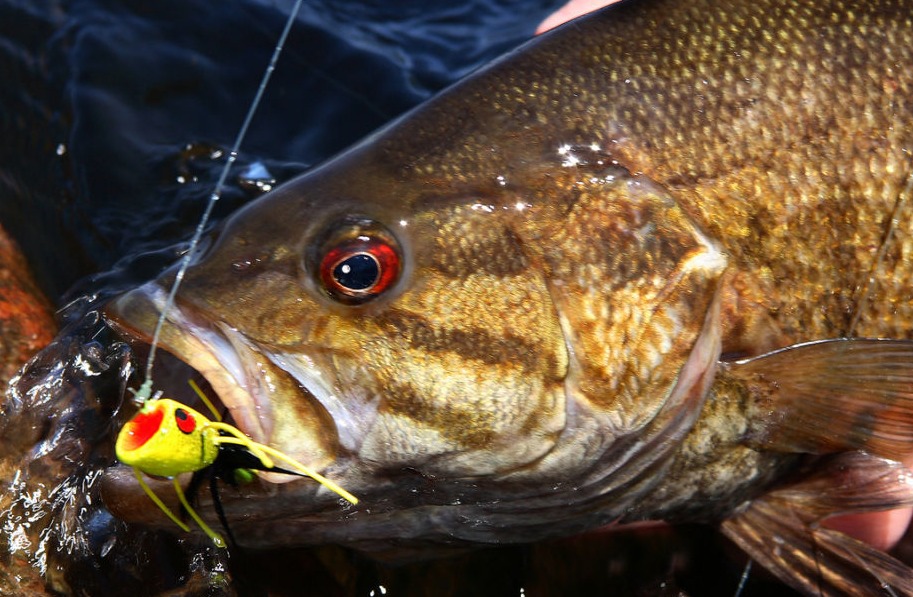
731;558;751;597
132;0;305;403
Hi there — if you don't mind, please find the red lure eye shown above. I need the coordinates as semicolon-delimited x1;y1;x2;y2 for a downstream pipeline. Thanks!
318;226;401;305
174;408;197;434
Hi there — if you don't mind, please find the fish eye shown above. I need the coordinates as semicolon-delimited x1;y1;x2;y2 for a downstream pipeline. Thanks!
315;219;402;305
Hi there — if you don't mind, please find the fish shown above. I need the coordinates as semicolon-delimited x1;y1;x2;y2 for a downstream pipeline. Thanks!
102;0;913;593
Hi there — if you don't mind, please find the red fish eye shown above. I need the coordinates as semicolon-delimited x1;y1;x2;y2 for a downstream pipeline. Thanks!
318;232;401;304
174;408;197;434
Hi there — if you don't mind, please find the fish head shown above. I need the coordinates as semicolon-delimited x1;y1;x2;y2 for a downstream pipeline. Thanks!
105;148;726;537
104;54;728;542
107;159;574;482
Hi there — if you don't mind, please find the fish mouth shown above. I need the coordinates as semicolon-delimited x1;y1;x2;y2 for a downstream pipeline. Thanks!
103;281;344;484
106;282;271;443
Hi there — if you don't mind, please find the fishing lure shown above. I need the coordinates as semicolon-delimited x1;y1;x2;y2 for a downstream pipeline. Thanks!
115;380;357;547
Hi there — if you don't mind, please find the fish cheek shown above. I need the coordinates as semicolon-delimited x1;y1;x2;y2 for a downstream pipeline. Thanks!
337;208;569;476
349;291;568;475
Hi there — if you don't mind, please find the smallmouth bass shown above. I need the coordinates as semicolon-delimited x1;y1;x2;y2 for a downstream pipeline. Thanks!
104;0;913;593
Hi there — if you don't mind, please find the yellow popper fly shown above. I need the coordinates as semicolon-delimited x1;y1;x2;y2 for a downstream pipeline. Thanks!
115;382;358;547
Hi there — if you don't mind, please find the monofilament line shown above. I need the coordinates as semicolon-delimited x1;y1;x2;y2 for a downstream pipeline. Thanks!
132;0;305;404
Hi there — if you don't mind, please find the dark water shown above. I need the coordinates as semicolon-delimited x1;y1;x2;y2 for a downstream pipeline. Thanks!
1;0;558;303
0;0;809;594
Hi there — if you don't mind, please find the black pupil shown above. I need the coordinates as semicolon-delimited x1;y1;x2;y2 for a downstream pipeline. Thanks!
333;253;379;291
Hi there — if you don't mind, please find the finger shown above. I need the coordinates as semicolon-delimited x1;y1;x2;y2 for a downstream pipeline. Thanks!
536;0;620;34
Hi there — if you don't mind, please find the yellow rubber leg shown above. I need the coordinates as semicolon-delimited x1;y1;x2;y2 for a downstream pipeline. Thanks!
209;430;358;505
133;467;190;532
172;477;226;548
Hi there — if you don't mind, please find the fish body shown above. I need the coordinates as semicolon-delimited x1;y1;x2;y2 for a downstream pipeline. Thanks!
106;0;913;593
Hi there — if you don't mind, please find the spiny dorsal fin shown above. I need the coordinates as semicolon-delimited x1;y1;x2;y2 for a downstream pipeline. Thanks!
721;453;913;597
722;338;913;459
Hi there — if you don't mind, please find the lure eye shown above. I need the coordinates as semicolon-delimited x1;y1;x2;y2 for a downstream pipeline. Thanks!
315;219;402;305
174;408;197;434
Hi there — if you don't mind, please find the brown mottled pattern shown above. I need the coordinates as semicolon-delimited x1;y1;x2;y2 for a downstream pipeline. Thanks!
376;309;541;371
107;0;913;558
380;381;498;448
382;0;913;345
364;0;912;511
517;166;724;431
426;204;530;278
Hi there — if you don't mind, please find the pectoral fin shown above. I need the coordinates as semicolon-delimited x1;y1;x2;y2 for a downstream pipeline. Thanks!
721;453;913;596
722;338;913;459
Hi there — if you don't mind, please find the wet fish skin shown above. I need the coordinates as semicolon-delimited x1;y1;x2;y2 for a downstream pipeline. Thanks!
105;0;913;593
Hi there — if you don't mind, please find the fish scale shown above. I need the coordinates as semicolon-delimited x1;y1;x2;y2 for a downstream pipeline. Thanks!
104;0;913;593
